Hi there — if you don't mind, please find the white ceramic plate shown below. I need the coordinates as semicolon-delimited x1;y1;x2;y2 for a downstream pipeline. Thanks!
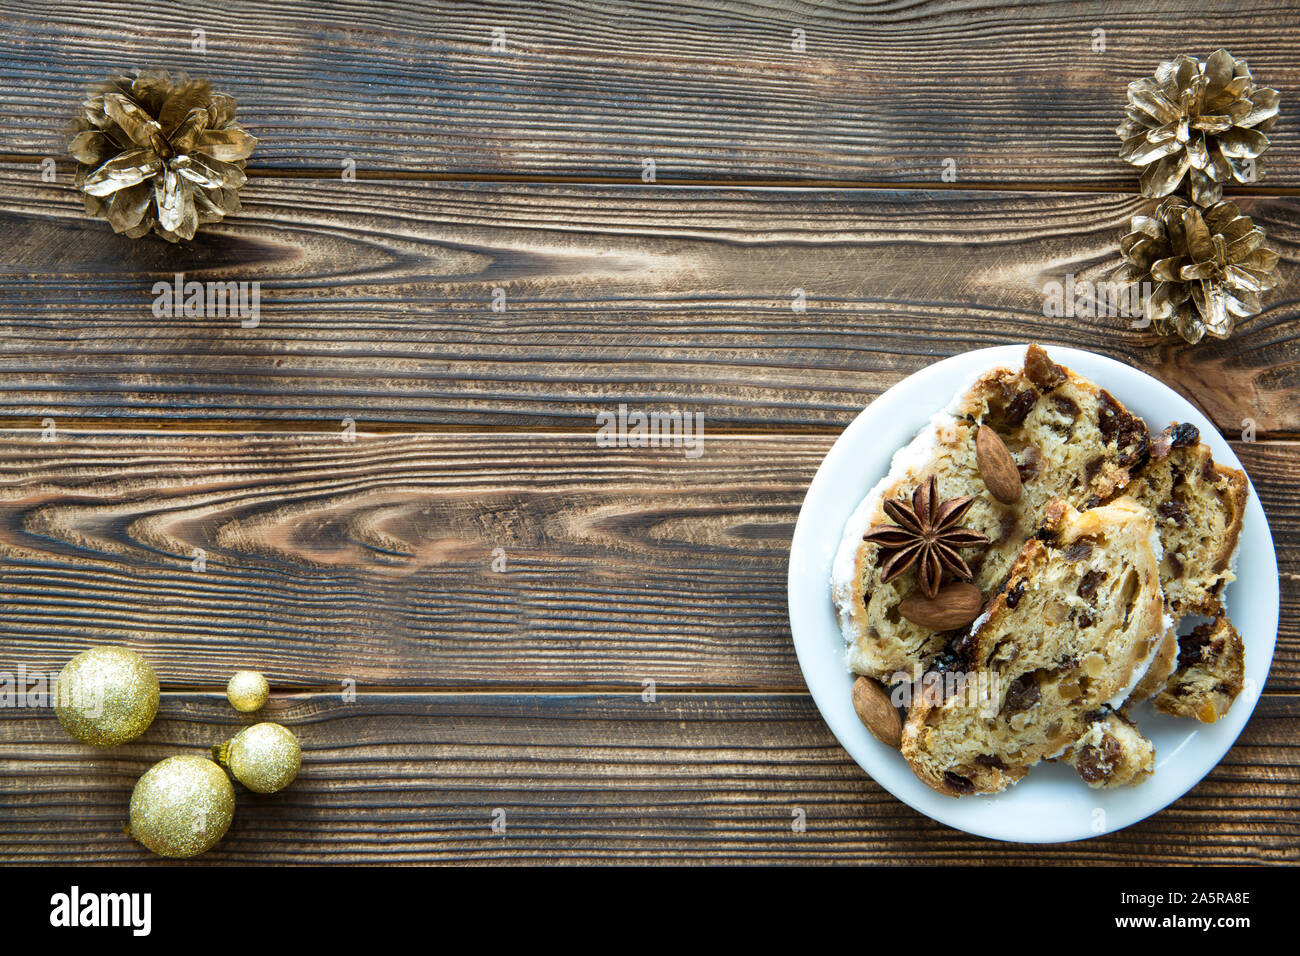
788;345;1279;843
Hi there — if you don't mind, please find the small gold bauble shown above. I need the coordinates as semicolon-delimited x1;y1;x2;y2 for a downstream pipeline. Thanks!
54;646;159;746
226;670;269;712
214;722;301;794
128;755;235;858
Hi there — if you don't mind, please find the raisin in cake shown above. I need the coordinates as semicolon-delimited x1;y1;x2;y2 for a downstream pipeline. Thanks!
900;499;1166;796
833;345;1149;682
1154;616;1245;723
1126;422;1248;618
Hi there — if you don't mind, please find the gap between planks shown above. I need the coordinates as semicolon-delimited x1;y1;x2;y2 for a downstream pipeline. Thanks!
0;419;845;437
2;420;1300;442
150;687;1300;698
4;153;1300;197
158;688;815;696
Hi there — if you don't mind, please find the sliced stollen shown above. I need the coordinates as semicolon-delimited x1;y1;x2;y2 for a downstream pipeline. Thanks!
1121;423;1247;718
1126;422;1248;619
1060;708;1155;788
832;344;1150;682
1154;616;1245;724
900;498;1166;796
1128;627;1179;704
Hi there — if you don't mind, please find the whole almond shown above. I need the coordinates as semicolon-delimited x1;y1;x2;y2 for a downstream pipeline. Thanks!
976;424;1022;504
898;582;984;631
852;676;902;749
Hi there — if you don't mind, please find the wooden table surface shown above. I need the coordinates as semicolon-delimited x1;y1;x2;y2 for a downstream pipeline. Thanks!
0;0;1297;864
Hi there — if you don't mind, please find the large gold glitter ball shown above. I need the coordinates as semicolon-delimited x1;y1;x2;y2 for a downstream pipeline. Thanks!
214;722;301;794
54;646;160;746
226;670;269;712
128;755;235;858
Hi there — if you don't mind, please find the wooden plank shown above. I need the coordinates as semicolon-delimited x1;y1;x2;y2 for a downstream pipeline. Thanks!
1;432;1295;690
1;692;1295;863
2;1;1298;187
1;169;1297;434
0;431;819;690
1241;440;1300;693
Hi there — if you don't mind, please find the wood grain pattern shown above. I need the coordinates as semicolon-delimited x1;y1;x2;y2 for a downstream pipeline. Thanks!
2;167;1297;433
1;692;1295;864
2;0;1298;187
1;431;1295;690
1;0;1297;866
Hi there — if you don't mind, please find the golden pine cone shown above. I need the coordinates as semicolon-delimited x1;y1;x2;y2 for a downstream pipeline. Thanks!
1117;49;1279;206
1114;197;1279;343
69;70;257;242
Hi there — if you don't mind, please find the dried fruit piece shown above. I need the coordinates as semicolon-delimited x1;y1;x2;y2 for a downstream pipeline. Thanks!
1073;734;1123;784
1003;389;1038;427
1017;444;1042;484
1023;344;1068;392
1157;499;1189;525
942;771;976;794
1002;671;1042;714
1098;390;1150;465
1077;568;1107;601
1064;541;1094;562
1150;422;1201;460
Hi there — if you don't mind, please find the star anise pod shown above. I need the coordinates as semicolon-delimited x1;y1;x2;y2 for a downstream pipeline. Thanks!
863;476;990;600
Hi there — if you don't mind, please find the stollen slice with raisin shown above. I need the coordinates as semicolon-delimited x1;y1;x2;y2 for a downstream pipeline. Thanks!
900;498;1167;796
832;344;1150;683
1060;708;1155;789
1154;616;1245;724
1125;421;1248;620
1121;423;1248;717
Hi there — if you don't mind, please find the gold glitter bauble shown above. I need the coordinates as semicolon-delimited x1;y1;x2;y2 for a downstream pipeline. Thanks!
128;755;235;858
214;722;301;794
54;646;159;746
226;670;269;712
